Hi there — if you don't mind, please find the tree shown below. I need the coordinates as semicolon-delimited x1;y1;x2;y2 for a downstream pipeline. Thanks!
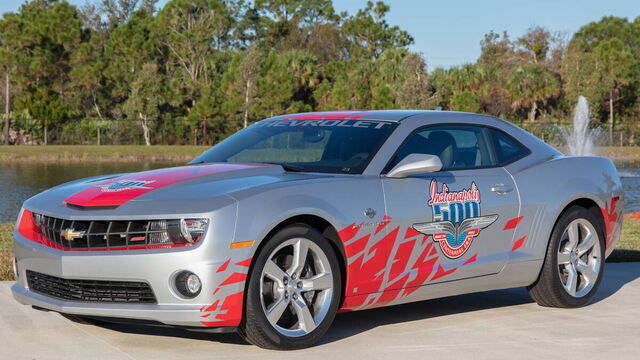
342;1;413;60
451;90;480;113
156;0;236;140
507;64;559;122
123;62;162;145
564;16;638;144
0;13;23;144
100;0;158;27
237;45;263;127
516;26;552;64
594;39;634;145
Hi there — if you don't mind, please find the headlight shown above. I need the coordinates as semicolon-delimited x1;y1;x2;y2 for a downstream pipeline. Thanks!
148;218;209;245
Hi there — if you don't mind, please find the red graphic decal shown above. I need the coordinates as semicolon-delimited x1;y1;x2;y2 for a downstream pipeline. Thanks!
404;246;439;294
601;196;621;250
219;272;247;286
201;258;252;327
463;253;478;265
292;112;332;120
404;227;422;239
389;239;416;280
376;273;410;305
503;216;524;230
217;259;231;273
348;111;374;120
344;234;370;257
511;236;527;251
338;223;361;243
323;111;361;120
431;264;458;281
201;291;244;327
375;215;392;235
65;163;266;207
202;300;220;313
235;258;252;267
344;227;398;299
278;111;377;121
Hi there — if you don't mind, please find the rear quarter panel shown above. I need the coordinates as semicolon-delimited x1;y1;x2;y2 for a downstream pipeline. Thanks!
506;155;623;274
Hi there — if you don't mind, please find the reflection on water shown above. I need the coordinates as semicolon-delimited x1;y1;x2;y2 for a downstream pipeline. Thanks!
619;168;640;213
0;161;183;222
1;162;639;223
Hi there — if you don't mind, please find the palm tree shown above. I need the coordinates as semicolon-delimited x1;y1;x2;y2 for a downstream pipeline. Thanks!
507;64;559;122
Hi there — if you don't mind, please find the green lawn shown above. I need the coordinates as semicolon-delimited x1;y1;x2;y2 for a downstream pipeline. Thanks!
1;219;639;281
596;146;640;167
0;145;639;165
0;223;14;281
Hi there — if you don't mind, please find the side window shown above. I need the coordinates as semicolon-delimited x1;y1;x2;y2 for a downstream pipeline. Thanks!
489;128;529;165
388;125;497;171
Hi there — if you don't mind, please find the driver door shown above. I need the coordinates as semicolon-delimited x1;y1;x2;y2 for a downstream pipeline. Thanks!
382;125;520;286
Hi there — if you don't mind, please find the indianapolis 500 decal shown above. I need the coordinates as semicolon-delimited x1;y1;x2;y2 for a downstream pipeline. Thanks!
413;180;498;259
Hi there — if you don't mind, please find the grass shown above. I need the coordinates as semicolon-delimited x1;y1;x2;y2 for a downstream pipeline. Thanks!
0;145;639;166
0;219;638;281
0;145;209;163
596;146;640;167
0;223;14;282
608;217;640;262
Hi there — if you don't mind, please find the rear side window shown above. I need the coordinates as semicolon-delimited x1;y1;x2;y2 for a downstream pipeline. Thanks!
490;128;529;165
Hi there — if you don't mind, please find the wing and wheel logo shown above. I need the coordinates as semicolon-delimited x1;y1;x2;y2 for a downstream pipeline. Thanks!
413;180;498;259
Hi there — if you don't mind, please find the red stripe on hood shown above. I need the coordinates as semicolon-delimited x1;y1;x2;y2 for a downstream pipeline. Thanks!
65;163;268;207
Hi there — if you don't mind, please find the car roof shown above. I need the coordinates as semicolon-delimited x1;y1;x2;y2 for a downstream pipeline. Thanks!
266;110;483;122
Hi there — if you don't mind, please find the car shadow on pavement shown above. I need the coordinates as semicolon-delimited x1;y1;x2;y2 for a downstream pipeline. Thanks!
593;261;640;303
91;262;640;347
322;286;534;345
322;262;640;345
96;322;249;345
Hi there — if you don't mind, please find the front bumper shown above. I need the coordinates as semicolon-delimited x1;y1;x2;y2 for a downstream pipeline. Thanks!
11;229;252;328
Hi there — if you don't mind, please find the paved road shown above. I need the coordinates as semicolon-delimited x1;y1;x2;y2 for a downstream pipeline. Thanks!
1;262;639;360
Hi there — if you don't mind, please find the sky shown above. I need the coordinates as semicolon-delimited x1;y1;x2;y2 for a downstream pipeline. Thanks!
1;0;638;69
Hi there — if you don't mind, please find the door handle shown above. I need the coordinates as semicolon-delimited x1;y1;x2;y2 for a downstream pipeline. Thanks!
491;184;513;195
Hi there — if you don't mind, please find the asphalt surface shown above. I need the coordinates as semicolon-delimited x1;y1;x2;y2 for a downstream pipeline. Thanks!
1;262;639;360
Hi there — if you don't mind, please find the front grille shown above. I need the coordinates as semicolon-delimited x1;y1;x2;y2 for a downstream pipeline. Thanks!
35;214;169;250
26;270;157;303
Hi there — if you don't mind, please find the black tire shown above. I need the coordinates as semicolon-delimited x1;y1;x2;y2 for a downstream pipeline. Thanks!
238;224;342;350
527;206;605;308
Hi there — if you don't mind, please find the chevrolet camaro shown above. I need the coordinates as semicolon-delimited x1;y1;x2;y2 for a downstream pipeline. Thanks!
11;110;623;349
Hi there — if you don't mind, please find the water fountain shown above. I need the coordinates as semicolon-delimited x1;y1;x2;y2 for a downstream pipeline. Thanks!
565;96;596;156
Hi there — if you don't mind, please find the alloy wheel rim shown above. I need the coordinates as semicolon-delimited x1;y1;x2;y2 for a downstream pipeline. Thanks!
557;218;601;298
260;238;334;337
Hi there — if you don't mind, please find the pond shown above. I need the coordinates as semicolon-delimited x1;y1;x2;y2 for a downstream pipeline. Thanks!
0;161;182;222
1;162;638;223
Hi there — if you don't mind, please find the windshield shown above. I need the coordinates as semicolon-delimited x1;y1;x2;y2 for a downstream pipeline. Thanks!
191;119;398;174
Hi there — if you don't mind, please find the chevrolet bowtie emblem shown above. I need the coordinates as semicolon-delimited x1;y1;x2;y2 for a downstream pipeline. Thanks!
60;228;85;241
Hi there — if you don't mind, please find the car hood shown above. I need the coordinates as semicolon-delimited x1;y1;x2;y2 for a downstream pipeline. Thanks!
24;163;333;218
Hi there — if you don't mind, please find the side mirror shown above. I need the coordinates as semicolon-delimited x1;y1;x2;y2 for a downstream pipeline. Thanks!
386;154;443;178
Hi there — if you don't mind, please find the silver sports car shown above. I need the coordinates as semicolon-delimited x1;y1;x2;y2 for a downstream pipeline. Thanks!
12;110;623;349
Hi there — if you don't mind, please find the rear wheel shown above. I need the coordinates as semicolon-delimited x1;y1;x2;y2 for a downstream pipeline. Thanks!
528;206;605;308
239;224;341;350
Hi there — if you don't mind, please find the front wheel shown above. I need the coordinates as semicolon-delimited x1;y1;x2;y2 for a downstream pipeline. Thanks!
528;206;605;308
239;224;342;350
